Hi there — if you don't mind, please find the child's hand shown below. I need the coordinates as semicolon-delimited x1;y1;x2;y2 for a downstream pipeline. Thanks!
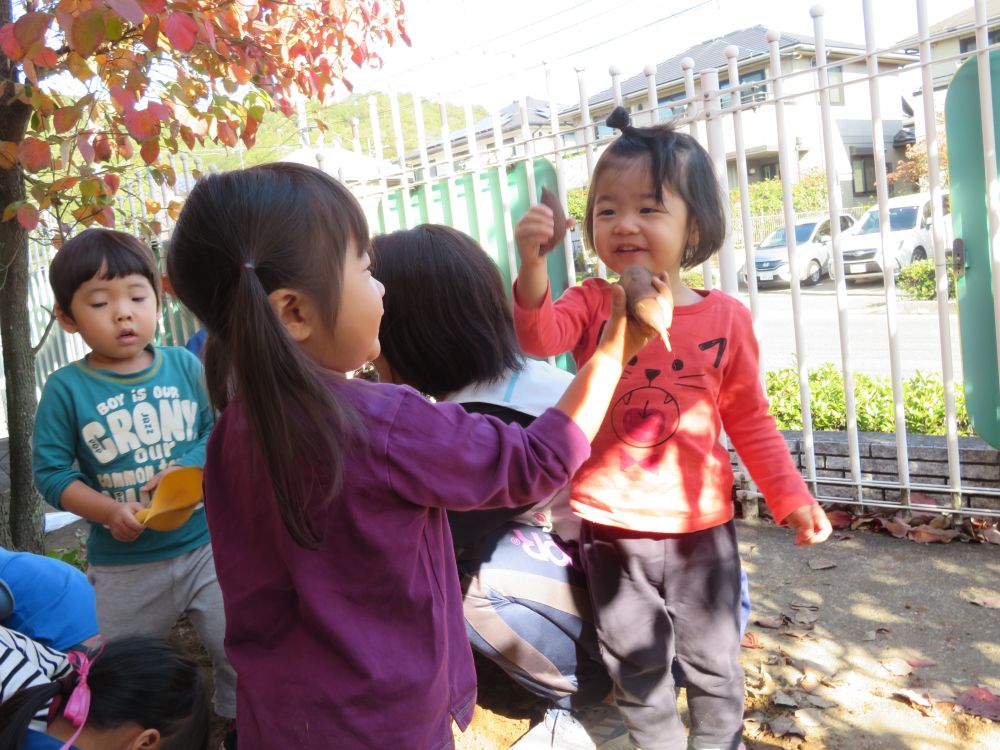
141;465;180;496
105;501;145;543
515;205;575;266
783;504;833;546
594;281;667;367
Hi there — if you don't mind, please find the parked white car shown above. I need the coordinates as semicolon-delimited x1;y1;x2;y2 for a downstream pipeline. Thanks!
840;192;952;281
742;214;856;287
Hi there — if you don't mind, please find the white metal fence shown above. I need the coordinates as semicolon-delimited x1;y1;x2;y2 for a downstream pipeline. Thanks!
9;0;1000;519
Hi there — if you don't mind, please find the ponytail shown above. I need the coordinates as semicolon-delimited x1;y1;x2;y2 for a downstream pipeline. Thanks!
0;637;209;750
0;681;64;750
168;163;366;548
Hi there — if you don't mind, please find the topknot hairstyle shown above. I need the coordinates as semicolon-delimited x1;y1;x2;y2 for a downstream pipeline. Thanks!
583;105;727;268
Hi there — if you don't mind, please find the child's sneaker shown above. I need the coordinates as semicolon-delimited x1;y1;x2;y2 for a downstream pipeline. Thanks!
512;703;633;749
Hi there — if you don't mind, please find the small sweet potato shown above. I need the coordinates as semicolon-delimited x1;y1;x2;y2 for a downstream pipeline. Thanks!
619;266;672;348
538;187;566;255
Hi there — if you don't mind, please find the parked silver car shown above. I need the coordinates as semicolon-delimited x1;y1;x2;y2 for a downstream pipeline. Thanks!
742;214;857;287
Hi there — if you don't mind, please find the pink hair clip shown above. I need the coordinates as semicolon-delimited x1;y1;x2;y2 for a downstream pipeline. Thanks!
58;638;104;750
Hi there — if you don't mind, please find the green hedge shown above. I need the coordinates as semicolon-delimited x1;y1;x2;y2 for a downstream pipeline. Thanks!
896;259;956;301
766;362;971;435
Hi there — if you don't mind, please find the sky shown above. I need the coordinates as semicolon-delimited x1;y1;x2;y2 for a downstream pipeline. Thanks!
350;0;968;108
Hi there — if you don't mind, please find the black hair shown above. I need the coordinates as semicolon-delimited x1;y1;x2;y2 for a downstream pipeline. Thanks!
49;228;162;318
166;162;366;549
0;637;209;750
372;225;523;399
584;106;726;268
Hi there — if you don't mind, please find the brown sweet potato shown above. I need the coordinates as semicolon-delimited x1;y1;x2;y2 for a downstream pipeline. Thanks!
619;266;672;348
538;187;566;255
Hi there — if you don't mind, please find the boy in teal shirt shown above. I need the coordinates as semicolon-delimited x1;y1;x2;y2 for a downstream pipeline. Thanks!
32;229;236;735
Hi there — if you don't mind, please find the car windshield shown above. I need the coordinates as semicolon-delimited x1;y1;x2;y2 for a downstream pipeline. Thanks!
856;206;920;235
760;222;818;248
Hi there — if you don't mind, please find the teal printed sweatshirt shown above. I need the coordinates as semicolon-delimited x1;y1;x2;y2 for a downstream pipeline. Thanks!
33;347;212;565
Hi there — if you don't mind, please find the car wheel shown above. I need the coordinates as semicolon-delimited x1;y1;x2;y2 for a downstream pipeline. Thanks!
803;260;822;286
911;246;927;262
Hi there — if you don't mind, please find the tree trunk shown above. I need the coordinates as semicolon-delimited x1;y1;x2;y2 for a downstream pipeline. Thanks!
0;0;42;551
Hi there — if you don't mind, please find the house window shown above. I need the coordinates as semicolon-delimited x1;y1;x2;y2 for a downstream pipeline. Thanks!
852;155;876;195
760;162;779;180
960;29;1000;54
656;91;686;121
740;69;768;104
829;65;845;105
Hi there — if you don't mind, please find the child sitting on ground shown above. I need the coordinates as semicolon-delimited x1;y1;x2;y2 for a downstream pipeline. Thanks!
31;229;236;741
0;636;209;750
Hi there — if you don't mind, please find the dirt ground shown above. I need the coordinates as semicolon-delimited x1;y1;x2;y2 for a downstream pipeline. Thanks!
45;517;1000;749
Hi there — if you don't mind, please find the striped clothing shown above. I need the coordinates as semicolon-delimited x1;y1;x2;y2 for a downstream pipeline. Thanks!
1;625;70;727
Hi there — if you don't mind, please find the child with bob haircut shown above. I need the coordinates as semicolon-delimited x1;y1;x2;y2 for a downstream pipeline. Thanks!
372;224;631;750
32;229;236;734
0;636;210;750
165;162;667;749
513;107;832;750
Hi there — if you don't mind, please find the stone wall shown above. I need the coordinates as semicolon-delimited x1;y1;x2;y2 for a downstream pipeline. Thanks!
732;430;1000;513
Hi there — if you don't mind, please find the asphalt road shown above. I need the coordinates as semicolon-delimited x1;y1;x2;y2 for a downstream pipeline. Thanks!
736;276;962;380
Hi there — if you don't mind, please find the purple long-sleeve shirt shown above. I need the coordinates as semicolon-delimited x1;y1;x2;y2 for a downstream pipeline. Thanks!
203;378;590;749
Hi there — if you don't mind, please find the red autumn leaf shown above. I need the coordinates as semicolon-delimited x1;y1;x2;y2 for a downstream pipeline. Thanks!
102;174;121;194
32;46;59;68
881;658;913;676
958;687;1000;721
111;86;136;110
124;108;160;141
905;657;938;668
116;135;134;160
216;121;237;147
76;133;95;164
0;24;24;60
94;206;115;228
53;105;83;134
18;137;52;172
13;12;52;50
139;0;167;14
70;8;107;57
16;204;39;230
163;12;198;52
142;15;160;51
107;0;146;26
49;176;79;193
147;101;171;121
881;518;910;538
92;134;113;162
140;139;159;165
969;597;1000;608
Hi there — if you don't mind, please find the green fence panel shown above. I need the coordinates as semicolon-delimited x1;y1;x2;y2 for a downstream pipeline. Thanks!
946;51;1000;448
375;158;575;372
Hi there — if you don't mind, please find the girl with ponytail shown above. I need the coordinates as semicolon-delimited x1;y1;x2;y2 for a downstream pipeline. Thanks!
166;162;665;748
0;637;208;750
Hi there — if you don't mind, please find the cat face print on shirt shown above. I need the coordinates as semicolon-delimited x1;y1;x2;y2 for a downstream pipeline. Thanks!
598;325;728;472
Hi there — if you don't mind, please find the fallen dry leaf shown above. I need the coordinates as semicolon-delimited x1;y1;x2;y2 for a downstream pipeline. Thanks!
929;515;951;530
906;657;938;669
803;693;838;709
881;518;911;538
808;558;837;570
881;658;914;676
781;628;813;639
969;597;1000;609
908;525;960;544
863;626;892;642
793;609;820;625
983;527;1000;544
826;509;853;528
741;631;764;649
768;716;807;738
755;616;783;629
957;687;1000;722
773;691;799;708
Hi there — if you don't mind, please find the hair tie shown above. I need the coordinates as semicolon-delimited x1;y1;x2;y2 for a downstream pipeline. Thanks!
242;261;255;271
606;105;632;133
58;639;105;750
